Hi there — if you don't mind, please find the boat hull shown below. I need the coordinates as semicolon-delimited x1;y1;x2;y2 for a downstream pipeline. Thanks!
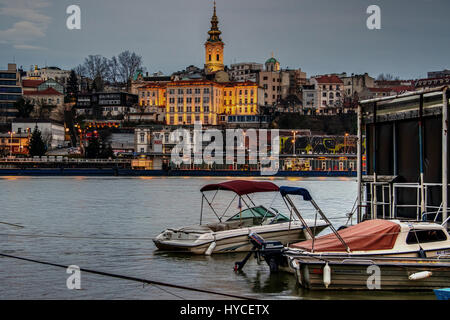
291;256;450;290
154;224;328;254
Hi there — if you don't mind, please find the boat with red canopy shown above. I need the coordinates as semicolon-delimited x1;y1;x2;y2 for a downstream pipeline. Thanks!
279;219;450;290
153;180;329;255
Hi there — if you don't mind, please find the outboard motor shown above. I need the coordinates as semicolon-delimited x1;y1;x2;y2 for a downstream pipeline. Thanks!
234;232;285;272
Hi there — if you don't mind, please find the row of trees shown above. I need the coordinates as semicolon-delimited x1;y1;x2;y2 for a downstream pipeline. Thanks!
74;51;144;89
13;98;59;120
23;126;114;159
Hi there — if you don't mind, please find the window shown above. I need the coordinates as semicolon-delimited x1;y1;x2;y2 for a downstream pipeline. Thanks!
406;229;447;244
178;116;183;123
204;88;210;94
204;106;209;112
186;88;192;94
216;54;220;61
140;133;145;143
195;106;200;113
178;97;183;104
177;106;183;113
178;89;184;94
209;54;211;61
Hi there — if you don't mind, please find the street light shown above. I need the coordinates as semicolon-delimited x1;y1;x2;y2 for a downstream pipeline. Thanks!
291;130;297;156
8;131;15;158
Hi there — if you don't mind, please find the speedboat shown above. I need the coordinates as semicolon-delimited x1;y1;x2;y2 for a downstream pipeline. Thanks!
253;218;450;290
153;180;329;255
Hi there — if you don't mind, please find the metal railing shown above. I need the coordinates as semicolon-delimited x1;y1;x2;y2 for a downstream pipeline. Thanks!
0;157;131;164
362;181;450;223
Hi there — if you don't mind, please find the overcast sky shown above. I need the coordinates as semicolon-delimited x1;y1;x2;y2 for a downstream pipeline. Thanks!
0;0;449;79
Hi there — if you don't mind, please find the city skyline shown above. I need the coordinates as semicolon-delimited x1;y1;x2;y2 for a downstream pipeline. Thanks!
0;0;449;79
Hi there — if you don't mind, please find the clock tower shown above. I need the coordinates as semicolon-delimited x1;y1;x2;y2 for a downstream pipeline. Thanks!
205;1;224;73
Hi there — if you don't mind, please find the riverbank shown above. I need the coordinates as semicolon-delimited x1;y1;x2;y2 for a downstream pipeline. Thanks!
0;168;357;177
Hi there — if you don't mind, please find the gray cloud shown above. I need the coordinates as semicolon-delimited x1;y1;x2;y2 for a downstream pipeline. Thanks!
0;0;51;49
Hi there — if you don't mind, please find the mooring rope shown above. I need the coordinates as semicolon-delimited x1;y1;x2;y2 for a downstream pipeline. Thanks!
0;252;256;300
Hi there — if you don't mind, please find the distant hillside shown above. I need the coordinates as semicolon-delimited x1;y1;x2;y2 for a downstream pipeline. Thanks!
272;113;357;135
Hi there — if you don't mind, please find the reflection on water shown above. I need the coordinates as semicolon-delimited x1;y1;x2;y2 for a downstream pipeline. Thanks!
0;176;435;300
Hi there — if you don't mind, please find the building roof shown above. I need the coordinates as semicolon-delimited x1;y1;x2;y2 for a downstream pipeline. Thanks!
12;118;64;126
22;79;44;88
368;87;394;93
23;88;63;96
315;75;344;84
265;57;278;64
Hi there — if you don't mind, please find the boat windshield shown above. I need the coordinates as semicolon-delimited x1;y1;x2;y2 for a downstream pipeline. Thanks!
226;206;290;224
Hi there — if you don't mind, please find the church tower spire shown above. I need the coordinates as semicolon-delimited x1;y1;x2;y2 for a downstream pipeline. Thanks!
205;1;224;73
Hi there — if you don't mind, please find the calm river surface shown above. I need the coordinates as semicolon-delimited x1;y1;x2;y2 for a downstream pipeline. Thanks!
0;176;434;300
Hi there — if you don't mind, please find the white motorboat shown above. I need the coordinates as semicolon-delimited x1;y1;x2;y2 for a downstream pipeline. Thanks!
153;180;329;255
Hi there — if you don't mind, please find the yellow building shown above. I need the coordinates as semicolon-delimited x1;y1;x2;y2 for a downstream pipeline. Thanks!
204;2;224;74
166;80;223;125
223;82;258;115
138;83;166;108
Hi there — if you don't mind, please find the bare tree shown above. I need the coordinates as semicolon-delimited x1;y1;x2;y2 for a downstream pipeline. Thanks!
77;55;109;81
377;73;400;81
107;56;121;84
117;51;143;84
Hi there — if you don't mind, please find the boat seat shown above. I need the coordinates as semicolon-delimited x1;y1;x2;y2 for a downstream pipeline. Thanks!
207;220;244;232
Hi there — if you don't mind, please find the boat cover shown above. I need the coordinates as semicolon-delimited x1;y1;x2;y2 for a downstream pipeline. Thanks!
289;219;401;252
279;186;312;201
200;180;279;196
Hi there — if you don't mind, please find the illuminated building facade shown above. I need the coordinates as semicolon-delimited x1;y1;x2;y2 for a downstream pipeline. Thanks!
166;80;222;125
133;2;261;126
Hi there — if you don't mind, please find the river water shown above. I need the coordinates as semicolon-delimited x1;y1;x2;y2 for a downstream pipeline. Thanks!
0;176;434;300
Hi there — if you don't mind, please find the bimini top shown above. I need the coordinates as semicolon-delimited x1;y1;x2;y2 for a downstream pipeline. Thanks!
279;186;312;201
289;219;401;252
200;180;279;196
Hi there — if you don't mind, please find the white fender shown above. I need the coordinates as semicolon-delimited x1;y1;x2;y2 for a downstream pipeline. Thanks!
323;262;331;288
205;241;216;256
409;271;432;281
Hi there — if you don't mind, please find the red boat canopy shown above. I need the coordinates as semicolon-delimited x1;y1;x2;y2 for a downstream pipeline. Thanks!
200;180;279;196
289;219;401;252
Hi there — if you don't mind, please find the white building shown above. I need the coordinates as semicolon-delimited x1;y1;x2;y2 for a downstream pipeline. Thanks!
302;84;317;113
229;62;263;82
12;119;65;149
311;75;344;114
25;66;71;88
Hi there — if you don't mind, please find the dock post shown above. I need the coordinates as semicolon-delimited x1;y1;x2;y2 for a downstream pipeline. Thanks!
419;94;426;217
357;103;362;223
443;87;448;229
